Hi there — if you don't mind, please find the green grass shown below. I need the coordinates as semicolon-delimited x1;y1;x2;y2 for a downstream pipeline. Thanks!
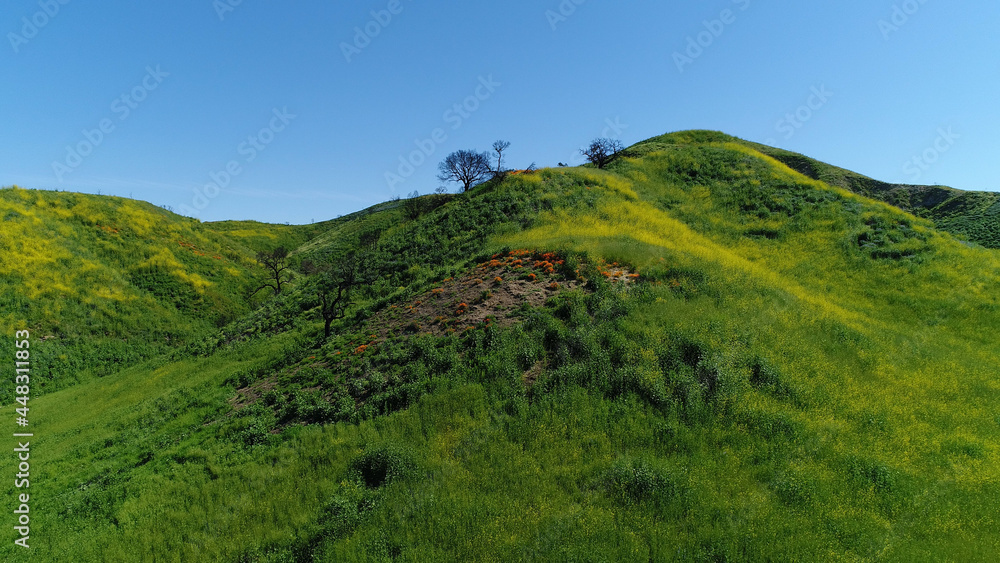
0;187;328;395
729;133;1000;248
3;132;1000;561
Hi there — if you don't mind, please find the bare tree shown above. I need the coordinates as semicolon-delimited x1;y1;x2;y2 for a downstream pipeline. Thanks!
251;247;293;297
438;150;492;192
491;140;511;181
303;254;360;339
581;138;625;169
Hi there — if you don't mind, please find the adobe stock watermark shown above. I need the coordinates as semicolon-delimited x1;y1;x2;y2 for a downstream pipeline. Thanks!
879;0;930;41
8;0;72;54
546;0;586;31
561;117;629;167
673;0;751;73
903;127;958;182
178;107;296;217
384;75;501;192
214;0;245;22
51;66;170;183
763;84;834;145
341;0;412;63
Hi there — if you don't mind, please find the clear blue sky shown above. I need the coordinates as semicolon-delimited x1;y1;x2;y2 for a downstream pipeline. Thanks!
2;0;996;224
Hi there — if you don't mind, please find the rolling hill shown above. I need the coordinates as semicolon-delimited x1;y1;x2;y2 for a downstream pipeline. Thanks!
2;131;999;561
0;189;336;395
736;137;1000;248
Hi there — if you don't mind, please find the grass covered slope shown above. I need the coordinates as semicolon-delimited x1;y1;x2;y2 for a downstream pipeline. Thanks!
730;133;1000;248
0;187;322;394
3;133;1000;561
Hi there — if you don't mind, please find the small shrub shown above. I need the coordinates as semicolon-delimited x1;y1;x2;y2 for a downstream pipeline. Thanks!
846;457;897;494
602;457;689;515
348;444;417;488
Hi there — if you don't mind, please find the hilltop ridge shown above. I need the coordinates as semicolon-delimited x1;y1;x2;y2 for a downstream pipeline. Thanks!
629;130;1000;247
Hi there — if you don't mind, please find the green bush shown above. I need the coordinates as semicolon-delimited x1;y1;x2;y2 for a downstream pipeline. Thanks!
602;457;689;516
348;444;417;489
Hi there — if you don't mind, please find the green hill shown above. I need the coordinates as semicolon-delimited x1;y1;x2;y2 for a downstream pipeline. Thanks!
3;132;1000;561
733;135;1000;248
0;188;336;394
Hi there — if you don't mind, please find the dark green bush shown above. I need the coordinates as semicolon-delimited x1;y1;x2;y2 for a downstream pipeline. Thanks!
348;444;417;489
602;457;689;516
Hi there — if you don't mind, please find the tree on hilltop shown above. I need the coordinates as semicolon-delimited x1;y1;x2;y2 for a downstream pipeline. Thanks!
582;138;624;169
438;150;492;192
491;140;511;181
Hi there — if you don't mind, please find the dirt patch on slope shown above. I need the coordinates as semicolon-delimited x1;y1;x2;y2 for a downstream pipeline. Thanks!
372;250;596;339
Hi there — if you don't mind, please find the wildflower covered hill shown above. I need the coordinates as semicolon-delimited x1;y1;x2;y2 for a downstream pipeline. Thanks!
4;131;1000;561
0;187;327;394
715;131;1000;249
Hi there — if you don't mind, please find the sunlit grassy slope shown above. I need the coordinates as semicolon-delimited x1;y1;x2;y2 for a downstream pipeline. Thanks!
0;187;322;394
3;131;1000;561
735;135;1000;248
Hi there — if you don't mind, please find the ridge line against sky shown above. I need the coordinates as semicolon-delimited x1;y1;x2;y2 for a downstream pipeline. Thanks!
2;0;996;224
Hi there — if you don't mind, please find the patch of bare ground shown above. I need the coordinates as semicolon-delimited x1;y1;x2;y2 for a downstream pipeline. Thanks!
371;250;581;340
523;360;545;387
230;250;639;412
229;379;276;411
229;360;329;412
353;249;639;355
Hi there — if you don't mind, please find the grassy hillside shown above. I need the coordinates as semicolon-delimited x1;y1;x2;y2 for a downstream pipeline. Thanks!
0;187;322;394
3;132;1000;561
733;135;1000;248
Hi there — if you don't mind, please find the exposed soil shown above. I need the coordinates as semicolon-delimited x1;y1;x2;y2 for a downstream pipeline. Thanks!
372;250;584;340
523;360;545;387
231;250;639;407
